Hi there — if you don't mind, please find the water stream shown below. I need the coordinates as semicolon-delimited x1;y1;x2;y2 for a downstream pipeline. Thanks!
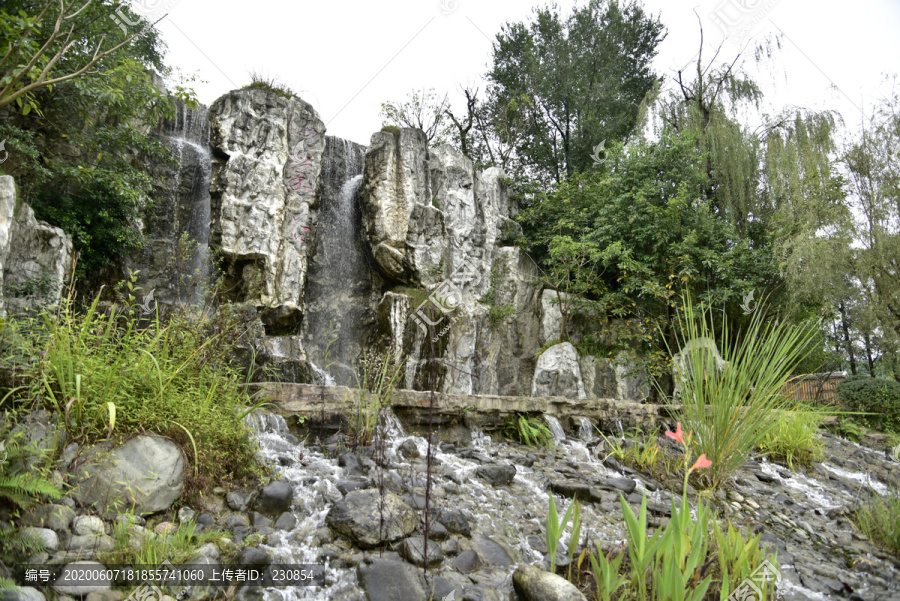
303;137;368;386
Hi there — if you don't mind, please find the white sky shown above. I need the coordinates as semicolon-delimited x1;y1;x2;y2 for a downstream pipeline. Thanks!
138;0;900;146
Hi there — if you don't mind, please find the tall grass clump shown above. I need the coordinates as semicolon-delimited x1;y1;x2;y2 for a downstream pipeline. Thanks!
854;489;900;557
668;297;818;489
346;350;403;448
759;408;827;469
32;280;265;498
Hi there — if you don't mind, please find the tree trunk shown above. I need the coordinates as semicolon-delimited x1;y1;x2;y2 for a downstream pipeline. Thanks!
838;301;857;375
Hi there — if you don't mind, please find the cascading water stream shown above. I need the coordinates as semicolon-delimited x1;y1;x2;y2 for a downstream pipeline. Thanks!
303;137;368;386
157;102;212;302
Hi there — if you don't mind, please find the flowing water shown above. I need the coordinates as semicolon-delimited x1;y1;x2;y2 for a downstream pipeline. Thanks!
157;103;212;302
245;410;639;600
303;137;369;386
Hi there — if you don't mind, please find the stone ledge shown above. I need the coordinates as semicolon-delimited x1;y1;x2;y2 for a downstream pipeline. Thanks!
248;382;674;433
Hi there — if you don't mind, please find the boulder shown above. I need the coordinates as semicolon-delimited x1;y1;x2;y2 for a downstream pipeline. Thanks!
208;89;327;325
254;481;293;514
399;536;444;567
358;559;427;601
475;464;516;487
0;175;73;314
513;564;588;601
70;436;184;517
326;489;417;548
532;342;586;399
53;561;112;596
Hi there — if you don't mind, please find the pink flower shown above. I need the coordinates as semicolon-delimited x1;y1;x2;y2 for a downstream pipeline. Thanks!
690;454;712;471
665;422;685;445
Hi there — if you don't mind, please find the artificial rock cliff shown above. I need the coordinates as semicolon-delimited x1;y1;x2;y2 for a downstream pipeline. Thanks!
140;89;649;400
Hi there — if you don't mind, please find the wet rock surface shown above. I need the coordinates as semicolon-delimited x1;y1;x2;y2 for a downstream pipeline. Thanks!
244;412;900;601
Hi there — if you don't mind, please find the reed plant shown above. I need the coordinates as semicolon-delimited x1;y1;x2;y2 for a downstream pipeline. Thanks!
667;297;818;489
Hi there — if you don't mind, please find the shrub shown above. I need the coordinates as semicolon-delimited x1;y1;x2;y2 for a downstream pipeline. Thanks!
667;297;818;489
242;71;297;99
380;125;401;136
837;376;900;432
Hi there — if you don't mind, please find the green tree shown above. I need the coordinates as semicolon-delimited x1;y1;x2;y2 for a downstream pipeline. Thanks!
379;88;452;145
487;0;665;183
0;0;196;276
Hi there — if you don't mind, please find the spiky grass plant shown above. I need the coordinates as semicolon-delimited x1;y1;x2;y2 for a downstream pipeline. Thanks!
667;297;818;489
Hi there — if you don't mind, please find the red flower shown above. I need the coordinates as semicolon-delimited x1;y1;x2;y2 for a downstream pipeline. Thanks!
690;454;712;471
665;422;685;445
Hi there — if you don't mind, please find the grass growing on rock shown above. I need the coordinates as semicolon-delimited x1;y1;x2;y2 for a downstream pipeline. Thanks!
31;280;267;500
854;489;900;557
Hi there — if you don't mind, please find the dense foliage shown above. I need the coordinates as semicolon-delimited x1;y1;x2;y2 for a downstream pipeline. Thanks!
837;375;900;433
0;0;195;276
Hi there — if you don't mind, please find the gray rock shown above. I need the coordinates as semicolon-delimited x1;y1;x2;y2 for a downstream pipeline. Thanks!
23;504;75;531
251;512;273;528
326;489;418;548
438;509;472;537
0;177;73;314
4;587;46;601
22;527;59;552
471;534;514;567
453;549;482;574
208;90;326;324
195;543;219;560
53;561;112;595
72;516;105;536
597;477;637;494
532;343;586;399
226;491;256;512
254;481;293;514
177;507;197;523
274;512;297;531
66;534;114;552
84;592;122;601
70;436;183;517
238;547;271;566
475;464;516;487
357;559;427;601
397;439;420;459
399;536;443;567
513;564;588;601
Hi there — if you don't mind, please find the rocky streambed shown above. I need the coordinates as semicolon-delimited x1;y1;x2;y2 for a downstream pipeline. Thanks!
242;412;900;601
10;410;900;601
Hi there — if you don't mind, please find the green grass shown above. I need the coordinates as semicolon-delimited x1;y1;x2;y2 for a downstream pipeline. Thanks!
30;279;266;501
854;489;900;557
101;518;229;568
242;71;297;99
667;297;819;489
759;409;827;469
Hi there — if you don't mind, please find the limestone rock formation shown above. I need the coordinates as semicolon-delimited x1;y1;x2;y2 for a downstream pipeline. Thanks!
0;175;72;313
532;342;587;399
209;89;326;331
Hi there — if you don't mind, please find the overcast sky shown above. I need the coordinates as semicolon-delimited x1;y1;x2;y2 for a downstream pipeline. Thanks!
138;0;900;146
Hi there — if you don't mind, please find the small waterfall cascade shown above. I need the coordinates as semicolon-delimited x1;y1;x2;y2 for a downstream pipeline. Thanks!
303;137;369;386
576;417;595;442
154;102;212;302
543;415;566;444
244;407;874;599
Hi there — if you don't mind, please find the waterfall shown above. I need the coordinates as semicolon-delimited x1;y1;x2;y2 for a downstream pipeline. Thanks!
576;417;595;442
543;415;566;444
303;137;369;386
152;102;212;302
